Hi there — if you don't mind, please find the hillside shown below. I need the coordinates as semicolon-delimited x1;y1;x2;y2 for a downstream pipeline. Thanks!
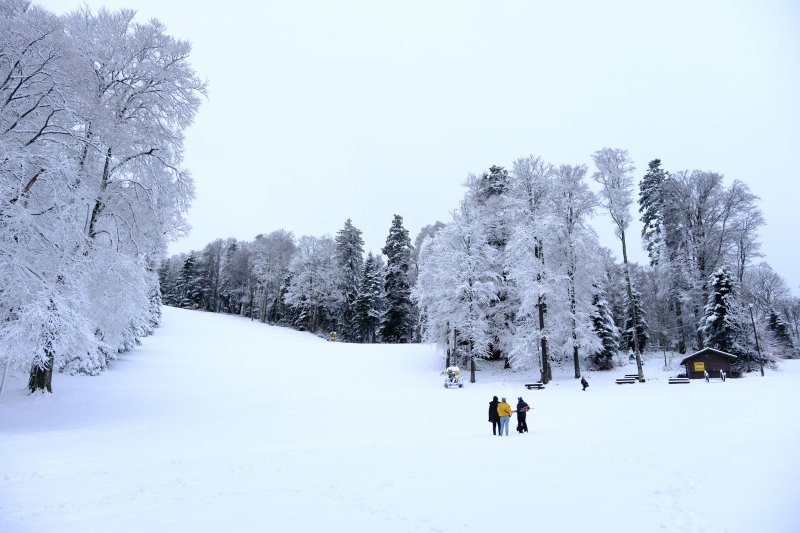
1;307;799;532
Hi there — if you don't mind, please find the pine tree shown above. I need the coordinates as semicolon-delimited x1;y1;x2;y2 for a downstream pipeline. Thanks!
623;286;649;352
381;215;414;343
639;159;668;265
354;253;386;343
335;219;365;341
700;266;740;354
767;307;796;357
590;290;620;370
178;254;203;309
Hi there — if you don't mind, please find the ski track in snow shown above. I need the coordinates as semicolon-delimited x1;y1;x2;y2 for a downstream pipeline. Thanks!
1;307;799;532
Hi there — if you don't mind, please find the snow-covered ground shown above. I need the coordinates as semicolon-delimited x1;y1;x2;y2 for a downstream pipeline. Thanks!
1;307;799;532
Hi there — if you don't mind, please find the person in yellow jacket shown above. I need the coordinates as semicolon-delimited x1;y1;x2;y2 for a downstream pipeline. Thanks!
497;397;513;436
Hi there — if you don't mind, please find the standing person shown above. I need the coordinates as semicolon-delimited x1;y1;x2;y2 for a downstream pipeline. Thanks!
488;396;501;436
720;369;726;382
498;397;512;436
516;397;530;433
581;376;589;391
704;369;709;382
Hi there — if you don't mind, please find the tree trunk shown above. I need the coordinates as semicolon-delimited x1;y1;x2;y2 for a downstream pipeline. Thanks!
620;229;644;380
470;356;476;383
28;349;54;393
539;297;551;383
570;266;580;378
675;298;687;354
535;239;551;383
445;321;451;370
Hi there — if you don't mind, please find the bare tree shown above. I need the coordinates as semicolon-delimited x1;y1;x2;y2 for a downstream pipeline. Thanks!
592;147;644;379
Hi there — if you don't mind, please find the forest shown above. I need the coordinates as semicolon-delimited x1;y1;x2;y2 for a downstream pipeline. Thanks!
159;153;799;383
2;1;798;394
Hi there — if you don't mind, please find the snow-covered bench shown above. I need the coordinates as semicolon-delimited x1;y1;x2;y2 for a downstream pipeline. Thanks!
668;377;690;384
524;382;545;390
615;377;636;384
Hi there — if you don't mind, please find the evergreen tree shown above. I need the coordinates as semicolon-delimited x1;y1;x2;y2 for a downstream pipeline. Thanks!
354;253;386;343
623;286;649;352
178;254;203;309
700;266;741;354
381;215;414;343
335;219;365;341
639;159;668;265
590;290;620;370
767;307;796;357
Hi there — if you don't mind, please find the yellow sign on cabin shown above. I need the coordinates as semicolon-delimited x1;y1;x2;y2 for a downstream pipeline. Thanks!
694;362;705;372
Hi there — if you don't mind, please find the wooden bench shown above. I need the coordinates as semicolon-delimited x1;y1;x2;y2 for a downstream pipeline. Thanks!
524;382;545;390
615;378;636;384
624;374;642;379
668;378;691;384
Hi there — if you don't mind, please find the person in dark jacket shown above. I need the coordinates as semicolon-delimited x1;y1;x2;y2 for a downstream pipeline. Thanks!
581;376;589;391
516;397;530;433
488;396;501;436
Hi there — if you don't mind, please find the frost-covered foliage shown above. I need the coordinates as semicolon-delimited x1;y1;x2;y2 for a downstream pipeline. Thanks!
415;155;606;380
284;236;341;333
415;203;500;361
591;148;636;239
0;4;204;389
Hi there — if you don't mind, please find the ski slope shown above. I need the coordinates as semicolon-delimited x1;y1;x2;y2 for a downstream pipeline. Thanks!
1;307;799;532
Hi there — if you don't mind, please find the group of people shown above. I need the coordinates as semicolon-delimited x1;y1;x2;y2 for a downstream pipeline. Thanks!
488;379;591;436
488;396;529;436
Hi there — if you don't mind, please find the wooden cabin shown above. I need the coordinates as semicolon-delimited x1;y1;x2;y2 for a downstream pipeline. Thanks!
680;348;738;379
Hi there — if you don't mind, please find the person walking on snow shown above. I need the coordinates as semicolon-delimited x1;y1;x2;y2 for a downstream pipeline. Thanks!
516;397;530;433
488;396;501;436
704;369;709;382
581;376;589;391
498;397;512;436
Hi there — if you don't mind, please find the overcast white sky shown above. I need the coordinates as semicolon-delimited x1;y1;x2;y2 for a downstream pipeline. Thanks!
38;0;800;291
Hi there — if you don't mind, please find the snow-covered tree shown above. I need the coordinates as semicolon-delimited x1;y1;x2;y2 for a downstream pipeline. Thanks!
415;203;499;363
504;155;555;380
178;253;203;309
589;289;620;370
639;159;669;266
700;266;743;355
0;4;204;392
463;166;516;363
549;163;601;378
767;307;796;358
622;286;649;353
335;219;364;341
284;236;340;333
251;230;296;324
353;253;386;343
381;215;414;343
592;147;644;378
